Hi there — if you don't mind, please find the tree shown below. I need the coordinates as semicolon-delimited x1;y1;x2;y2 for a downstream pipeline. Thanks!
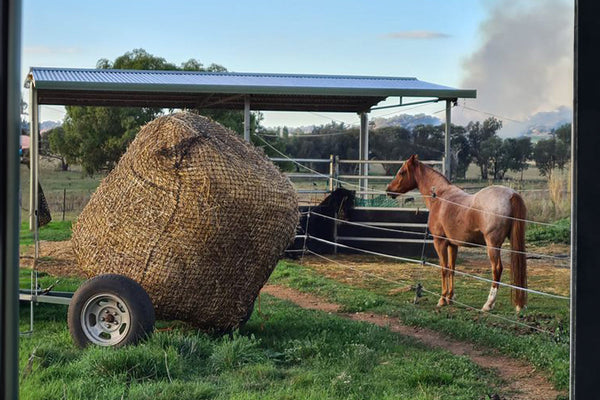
97;48;178;70
57;49;257;175
450;125;470;179
61;106;159;174
503;137;533;180
44;126;71;171
412;124;444;160
554;123;571;146
370;126;413;175
533;123;570;178
480;135;507;180
533;136;569;178
467;117;503;179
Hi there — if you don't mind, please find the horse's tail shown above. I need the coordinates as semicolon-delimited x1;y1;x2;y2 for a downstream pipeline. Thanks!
510;194;527;310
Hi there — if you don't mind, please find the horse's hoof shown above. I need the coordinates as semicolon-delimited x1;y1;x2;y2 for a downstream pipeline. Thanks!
482;304;492;312
515;305;522;314
437;298;446;308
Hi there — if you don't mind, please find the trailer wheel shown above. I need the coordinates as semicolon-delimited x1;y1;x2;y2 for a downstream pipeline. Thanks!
68;274;155;348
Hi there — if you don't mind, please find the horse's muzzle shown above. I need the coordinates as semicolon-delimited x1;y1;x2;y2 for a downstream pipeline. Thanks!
386;188;398;199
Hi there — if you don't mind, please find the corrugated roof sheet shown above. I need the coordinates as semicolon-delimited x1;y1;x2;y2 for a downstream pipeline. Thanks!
25;67;476;112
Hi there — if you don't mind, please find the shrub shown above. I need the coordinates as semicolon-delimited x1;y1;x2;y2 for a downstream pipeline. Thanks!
526;218;570;244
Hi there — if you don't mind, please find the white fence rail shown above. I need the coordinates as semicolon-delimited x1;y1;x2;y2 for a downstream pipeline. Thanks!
270;155;443;198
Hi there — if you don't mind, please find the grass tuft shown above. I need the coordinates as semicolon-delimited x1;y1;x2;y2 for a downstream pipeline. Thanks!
209;333;266;372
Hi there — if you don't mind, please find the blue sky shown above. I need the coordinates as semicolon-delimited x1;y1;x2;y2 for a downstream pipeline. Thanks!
21;0;572;133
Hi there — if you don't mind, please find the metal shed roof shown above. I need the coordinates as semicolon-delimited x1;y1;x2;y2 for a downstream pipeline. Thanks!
25;67;476;112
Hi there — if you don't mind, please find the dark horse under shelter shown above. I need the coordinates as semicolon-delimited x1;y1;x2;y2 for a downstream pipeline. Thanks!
286;188;355;257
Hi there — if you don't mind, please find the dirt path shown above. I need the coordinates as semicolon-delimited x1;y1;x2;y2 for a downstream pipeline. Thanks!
261;284;564;400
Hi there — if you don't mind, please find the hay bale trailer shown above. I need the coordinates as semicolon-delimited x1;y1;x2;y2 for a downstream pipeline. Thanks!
66;113;298;347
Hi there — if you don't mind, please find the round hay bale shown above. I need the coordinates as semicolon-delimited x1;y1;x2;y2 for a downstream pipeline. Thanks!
71;112;298;331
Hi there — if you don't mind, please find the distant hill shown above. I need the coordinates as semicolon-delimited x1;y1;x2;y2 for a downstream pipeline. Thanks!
268;106;571;139
40;120;62;133
20;119;62;135
520;106;572;141
372;113;442;129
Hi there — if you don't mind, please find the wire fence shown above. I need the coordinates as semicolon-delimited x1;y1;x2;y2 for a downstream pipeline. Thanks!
254;133;566;229
303;249;556;336
20;188;93;223
288;197;571;337
305;231;569;300
309;211;569;264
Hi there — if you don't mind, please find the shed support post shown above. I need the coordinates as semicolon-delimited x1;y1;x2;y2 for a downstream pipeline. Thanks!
444;100;452;179
359;112;369;198
29;86;39;230
244;96;250;142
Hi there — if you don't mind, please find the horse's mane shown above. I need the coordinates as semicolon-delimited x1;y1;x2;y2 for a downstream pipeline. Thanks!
415;160;451;186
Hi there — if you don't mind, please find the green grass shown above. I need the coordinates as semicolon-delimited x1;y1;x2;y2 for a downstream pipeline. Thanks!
19;295;505;400
269;260;569;390
19;220;73;246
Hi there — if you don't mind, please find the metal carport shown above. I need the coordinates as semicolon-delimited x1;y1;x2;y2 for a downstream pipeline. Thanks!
24;67;476;229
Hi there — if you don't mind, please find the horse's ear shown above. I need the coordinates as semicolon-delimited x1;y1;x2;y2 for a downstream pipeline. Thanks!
408;154;419;164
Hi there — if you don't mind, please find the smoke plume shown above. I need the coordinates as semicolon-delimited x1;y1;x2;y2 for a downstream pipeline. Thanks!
458;0;573;133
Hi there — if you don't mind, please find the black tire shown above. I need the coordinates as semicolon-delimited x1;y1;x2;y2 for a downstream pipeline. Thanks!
68;274;155;348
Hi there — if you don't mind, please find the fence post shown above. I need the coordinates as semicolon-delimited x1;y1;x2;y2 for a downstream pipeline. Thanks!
329;154;334;193
364;159;369;200
334;155;340;189
331;155;341;254
62;188;66;221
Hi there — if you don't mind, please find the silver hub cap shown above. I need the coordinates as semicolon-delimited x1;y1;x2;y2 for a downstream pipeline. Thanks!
81;293;131;346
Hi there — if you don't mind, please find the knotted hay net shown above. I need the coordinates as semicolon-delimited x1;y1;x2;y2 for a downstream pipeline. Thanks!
72;112;298;331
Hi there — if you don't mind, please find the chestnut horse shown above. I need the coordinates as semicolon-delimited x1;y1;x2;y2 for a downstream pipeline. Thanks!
386;155;527;312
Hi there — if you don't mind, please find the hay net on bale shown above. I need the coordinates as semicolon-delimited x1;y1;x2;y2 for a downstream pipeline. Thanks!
72;112;298;332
